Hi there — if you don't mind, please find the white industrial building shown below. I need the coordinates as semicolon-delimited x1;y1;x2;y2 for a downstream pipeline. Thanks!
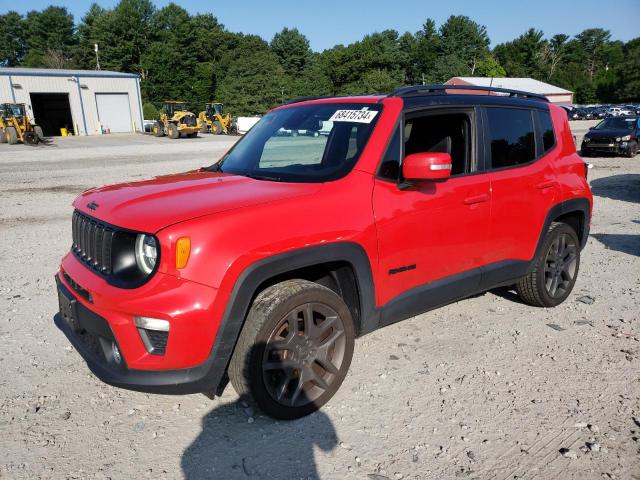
446;77;574;104
0;67;144;136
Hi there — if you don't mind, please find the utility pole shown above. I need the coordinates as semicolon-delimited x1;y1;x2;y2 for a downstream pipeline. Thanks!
94;44;101;71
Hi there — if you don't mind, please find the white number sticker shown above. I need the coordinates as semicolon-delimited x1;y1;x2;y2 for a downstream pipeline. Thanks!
328;109;379;124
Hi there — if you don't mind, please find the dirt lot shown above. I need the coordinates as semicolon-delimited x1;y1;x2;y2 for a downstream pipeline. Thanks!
0;123;638;480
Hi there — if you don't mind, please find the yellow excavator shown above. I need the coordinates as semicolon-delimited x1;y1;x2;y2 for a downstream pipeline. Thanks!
153;101;200;139
0;103;44;145
198;102;237;135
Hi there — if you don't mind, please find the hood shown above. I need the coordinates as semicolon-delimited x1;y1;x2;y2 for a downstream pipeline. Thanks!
73;171;322;232
586;128;634;139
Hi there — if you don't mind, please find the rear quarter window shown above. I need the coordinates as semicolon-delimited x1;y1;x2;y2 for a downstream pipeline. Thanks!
538;110;556;153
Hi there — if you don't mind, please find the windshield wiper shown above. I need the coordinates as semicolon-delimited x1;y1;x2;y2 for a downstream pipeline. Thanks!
244;173;283;182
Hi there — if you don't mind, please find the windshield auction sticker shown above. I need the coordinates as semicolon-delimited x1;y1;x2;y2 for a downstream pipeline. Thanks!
328;109;379;124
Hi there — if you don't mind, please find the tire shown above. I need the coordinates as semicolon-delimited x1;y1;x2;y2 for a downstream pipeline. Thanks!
34;126;44;141
228;279;355;420
516;222;580;307
6;126;18;144
625;142;637;158
211;121;222;135
200;122;209;134
0;128;6;143
167;123;179;139
153;122;165;137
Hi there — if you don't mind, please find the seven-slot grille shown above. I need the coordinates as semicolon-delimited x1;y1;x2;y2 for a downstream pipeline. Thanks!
72;210;115;274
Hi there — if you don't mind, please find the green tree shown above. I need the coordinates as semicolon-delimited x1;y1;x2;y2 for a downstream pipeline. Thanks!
218;51;286;115
575;28;612;82
615;38;640;101
0;11;27;66
494;28;546;78
475;56;506;77
271;27;312;76
23;6;76;67
438;15;490;76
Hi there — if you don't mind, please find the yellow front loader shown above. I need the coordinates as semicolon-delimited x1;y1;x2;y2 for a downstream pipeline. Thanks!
0;103;44;145
198;102;237;135
152;101;200;139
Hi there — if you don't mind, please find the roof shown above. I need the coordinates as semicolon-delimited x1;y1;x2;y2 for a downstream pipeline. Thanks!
0;67;139;79
447;77;573;95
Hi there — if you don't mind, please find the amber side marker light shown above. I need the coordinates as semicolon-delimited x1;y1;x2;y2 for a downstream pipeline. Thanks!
176;237;191;269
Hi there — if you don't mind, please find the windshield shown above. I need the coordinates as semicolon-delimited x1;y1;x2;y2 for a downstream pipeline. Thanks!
210;103;382;182
3;104;25;117
595;117;636;130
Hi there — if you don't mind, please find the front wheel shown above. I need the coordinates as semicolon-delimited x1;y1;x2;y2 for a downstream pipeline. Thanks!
5;126;18;144
153;122;165;137
167;123;179;139
211;121;222;135
228;279;355;420
516;222;580;307
625;141;637;158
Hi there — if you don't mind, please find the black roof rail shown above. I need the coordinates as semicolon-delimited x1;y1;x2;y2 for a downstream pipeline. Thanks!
284;95;334;105
388;84;549;103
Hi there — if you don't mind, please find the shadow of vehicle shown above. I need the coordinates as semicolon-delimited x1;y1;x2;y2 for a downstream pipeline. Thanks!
590;174;640;203
181;401;337;479
591;233;640;257
182;340;339;479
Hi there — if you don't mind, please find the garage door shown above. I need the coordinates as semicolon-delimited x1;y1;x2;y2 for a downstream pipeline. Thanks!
95;93;132;133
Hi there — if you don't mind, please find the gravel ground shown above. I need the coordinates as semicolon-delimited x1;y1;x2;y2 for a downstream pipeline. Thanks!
0;123;638;480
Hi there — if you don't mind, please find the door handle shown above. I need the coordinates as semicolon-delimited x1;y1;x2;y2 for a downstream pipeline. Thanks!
463;193;490;205
536;180;558;190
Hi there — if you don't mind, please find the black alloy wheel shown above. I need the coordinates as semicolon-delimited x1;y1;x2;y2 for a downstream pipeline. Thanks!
228;279;355;420
262;302;347;408
516;222;581;307
543;232;578;299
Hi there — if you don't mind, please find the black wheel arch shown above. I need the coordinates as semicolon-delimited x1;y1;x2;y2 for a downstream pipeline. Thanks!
208;242;378;394
533;197;591;261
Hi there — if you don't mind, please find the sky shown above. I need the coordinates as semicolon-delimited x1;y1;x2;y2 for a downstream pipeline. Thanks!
3;0;639;51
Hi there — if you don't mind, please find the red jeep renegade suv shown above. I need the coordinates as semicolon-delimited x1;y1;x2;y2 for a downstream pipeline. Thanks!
55;85;592;419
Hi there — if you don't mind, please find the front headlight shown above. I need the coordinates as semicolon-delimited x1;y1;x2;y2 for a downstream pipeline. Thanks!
621;135;631;141
135;234;158;274
583;136;590;143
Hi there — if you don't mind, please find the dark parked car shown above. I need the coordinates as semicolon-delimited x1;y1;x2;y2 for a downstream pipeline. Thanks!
581;116;639;157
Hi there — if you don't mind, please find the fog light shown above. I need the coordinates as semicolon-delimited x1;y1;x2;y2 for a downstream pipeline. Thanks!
112;341;122;364
134;316;170;332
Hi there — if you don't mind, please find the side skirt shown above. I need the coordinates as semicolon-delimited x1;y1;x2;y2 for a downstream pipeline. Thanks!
378;260;530;328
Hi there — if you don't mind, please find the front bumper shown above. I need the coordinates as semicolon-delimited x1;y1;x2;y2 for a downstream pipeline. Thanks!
54;253;229;394
581;141;629;155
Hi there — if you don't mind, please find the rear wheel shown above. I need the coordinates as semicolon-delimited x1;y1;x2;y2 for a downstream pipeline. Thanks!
228;279;355;420
153;122;165;137
199;122;209;134
211;121;222;135
0;128;6;143
34;126;44;141
167;123;179;139
6;126;18;144
516;222;580;307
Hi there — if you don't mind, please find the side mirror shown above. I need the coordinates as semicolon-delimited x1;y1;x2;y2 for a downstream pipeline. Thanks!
589;126;594;130
402;152;452;181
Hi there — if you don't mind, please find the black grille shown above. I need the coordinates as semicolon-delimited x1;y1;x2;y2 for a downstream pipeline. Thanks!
72;210;115;274
138;329;169;355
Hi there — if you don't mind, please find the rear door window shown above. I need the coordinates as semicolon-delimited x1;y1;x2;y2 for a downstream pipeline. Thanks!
486;108;535;169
